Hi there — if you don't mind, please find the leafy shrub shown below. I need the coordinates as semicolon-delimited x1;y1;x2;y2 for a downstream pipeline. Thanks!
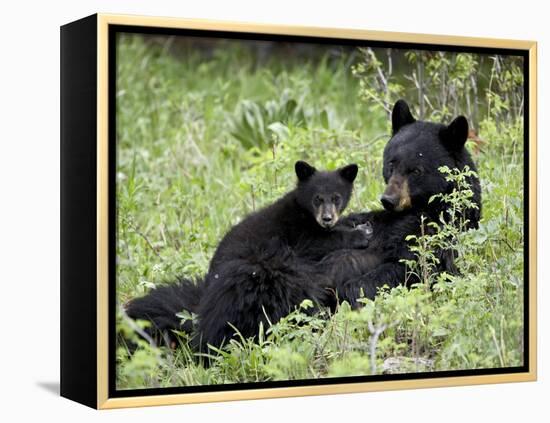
352;47;524;129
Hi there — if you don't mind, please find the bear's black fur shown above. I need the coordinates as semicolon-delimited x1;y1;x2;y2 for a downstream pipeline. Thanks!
323;99;482;305
124;277;202;346
126;161;371;349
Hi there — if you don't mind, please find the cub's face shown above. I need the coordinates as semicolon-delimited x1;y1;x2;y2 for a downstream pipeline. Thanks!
295;161;358;229
381;100;470;212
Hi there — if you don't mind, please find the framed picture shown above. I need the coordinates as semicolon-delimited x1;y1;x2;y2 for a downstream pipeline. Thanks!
60;13;537;409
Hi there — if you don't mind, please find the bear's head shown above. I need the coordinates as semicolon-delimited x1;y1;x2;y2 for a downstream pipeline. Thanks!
295;160;358;229
380;99;480;221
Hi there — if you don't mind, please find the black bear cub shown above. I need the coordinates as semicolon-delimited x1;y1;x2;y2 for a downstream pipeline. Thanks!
324;99;482;304
127;161;371;350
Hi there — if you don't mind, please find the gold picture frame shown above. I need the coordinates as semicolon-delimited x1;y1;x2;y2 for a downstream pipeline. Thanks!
60;13;537;409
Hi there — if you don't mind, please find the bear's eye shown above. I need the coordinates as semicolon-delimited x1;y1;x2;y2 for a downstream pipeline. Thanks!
332;194;341;205
313;196;323;206
388;162;394;173
411;168;423;176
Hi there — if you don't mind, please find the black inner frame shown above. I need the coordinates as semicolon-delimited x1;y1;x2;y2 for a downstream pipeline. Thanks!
108;24;530;398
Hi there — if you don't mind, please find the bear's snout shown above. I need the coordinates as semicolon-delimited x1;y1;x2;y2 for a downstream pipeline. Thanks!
381;175;411;212
381;193;399;210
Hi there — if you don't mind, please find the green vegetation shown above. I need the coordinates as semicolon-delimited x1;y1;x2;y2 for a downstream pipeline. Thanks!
115;34;524;389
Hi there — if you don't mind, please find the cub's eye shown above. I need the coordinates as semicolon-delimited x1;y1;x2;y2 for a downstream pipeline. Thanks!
313;196;323;206
388;162;394;173
332;194;342;205
411;168;423;176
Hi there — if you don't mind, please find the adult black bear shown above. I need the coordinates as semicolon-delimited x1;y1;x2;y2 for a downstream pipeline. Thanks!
322;99;482;305
126;161;371;349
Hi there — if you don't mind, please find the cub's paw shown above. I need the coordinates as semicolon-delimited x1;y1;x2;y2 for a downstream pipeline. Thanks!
350;222;373;249
340;213;370;228
355;221;373;236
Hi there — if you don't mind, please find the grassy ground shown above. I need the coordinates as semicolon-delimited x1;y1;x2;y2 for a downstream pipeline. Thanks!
115;34;524;390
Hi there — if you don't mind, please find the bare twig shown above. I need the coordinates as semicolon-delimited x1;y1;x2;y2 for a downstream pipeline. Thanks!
367;321;389;375
124;216;162;258
417;56;425;119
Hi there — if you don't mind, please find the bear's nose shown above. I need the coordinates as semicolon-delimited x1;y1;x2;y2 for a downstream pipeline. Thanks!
380;194;398;211
322;215;333;223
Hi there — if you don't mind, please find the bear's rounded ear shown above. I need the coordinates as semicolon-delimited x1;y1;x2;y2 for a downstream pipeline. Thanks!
338;164;358;183
440;116;469;151
295;160;316;181
392;99;416;135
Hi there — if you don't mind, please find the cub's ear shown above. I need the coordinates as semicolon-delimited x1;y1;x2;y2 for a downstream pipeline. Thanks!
392;99;415;135
295;160;317;181
338;164;358;183
440;116;469;151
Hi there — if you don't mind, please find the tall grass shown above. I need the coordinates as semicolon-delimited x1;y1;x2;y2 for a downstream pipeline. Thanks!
115;34;524;389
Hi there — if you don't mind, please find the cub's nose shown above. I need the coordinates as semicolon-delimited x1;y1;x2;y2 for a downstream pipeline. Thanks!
380;194;398;211
322;215;333;223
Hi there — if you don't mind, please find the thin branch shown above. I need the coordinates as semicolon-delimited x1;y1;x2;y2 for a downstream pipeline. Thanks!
123;216;162;258
367;321;388;375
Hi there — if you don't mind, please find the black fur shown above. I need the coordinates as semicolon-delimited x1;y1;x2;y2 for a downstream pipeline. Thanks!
328;99;481;305
125;278;202;346
126;161;370;349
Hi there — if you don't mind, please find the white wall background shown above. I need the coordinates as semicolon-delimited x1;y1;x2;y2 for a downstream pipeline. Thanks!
0;0;546;421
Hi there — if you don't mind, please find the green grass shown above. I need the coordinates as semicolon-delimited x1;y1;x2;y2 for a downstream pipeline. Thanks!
115;34;524;390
